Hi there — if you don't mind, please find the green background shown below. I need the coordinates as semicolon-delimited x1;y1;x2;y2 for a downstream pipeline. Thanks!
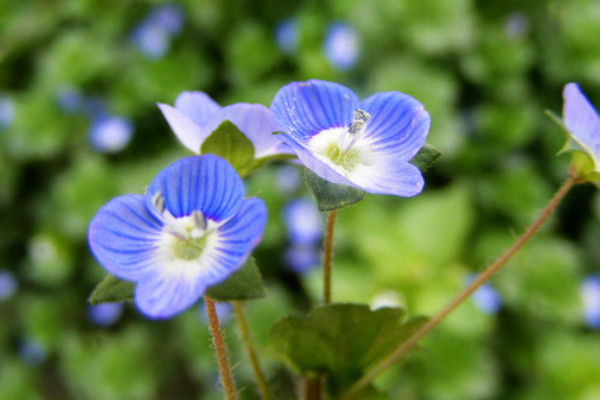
1;0;600;399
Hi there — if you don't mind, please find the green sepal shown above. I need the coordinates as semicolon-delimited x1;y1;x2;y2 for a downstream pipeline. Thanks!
544;109;600;184
206;257;266;301
409;142;442;172
89;274;134;305
304;169;366;211
200;120;255;174
269;303;428;396
89;258;266;305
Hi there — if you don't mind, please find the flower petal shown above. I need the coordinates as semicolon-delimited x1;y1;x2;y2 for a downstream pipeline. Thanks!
359;92;430;162
348;155;424;196
563;83;600;159
145;155;243;222
88;194;163;281
202;104;293;158
216;197;267;258
134;266;209;318
174;91;221;126
276;134;356;186
157;103;203;153
270;80;359;144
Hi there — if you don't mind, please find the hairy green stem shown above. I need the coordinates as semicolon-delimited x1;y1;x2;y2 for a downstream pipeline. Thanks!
323;210;338;305
232;300;271;400
339;176;576;400
205;296;237;400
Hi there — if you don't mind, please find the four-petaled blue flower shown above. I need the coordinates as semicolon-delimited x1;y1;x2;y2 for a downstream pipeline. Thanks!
270;80;430;197
158;91;293;159
88;155;267;318
563;83;600;173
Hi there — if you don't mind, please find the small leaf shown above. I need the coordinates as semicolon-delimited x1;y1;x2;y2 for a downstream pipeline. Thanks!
269;303;428;396
206;257;266;301
304;169;366;211
409;143;442;172
200;120;255;173
89;274;134;305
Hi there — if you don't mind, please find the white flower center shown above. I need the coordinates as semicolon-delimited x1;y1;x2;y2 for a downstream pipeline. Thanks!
308;109;373;176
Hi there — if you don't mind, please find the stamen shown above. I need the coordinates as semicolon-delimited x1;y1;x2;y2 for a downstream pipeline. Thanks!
342;108;371;155
190;210;207;239
152;192;165;214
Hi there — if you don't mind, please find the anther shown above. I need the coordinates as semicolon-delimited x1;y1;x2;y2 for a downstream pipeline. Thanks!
192;210;207;231
152;192;165;214
348;109;371;136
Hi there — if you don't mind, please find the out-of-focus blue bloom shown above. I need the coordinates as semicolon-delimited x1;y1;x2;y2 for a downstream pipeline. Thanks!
562;83;600;172
323;22;360;70
283;198;322;246
0;95;15;129
274;19;298;55
159;92;293;158
131;5;184;59
581;274;600;329
504;12;529;39
0;271;17;301
199;300;232;323
88;115;134;153
271;80;430;196
55;87;84;114
275;165;302;194
19;338;46;367
284;244;320;274
466;274;502;314
88;303;124;327
88;155;267;319
147;5;184;36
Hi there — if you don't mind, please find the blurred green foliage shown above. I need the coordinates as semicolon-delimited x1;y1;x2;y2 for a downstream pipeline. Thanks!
1;0;600;399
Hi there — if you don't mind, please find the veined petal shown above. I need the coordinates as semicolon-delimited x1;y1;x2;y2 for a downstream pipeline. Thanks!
277;134;356;186
203;104;294;158
145;155;243;222
88;194;163;281
158;103;203;153
174;91;221;126
216;197;267;256
270;80;359;143
134;266;209;318
563;83;600;162
359;92;430;162
348;155;424;197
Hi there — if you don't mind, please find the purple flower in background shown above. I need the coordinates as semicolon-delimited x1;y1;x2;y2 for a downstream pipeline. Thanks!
323;22;360;70
88;114;134;153
55;87;84;114
199;300;232;323
466;275;502;314
284;245;320;274
0;271;17;301
88;303;124;327
88;155;266;318
159;91;293;158
581;275;600;329
562;83;600;172
271;80;430;196
274;19;298;55
131;5;184;59
283;198;322;246
0;95;14;129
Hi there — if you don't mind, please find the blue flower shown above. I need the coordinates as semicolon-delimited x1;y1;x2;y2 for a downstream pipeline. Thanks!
284;245;320;274
159;91;293;158
131;5;184;60
562;83;600;173
274;19;298;55
283;198;322;246
0;271;17;301
0;94;14;129
466;274;502;314
581;274;600;329
88;303;124;327
88;114;134;153
88;155;267;318
270;80;430;196
323;22;360;70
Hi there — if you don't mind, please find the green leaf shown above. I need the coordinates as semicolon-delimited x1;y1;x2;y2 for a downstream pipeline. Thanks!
409;143;442;172
89;274;134;305
206;257;266;301
304;169;366;211
269;303;428;396
200;120;255;174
